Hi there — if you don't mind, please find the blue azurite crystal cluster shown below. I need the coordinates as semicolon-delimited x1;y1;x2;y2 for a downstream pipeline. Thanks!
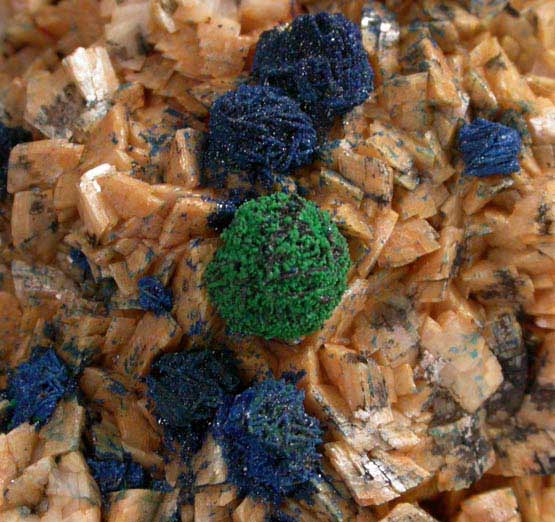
87;453;174;498
3;348;75;431
458;118;522;177
202;12;375;191
87;456;146;496
253;13;375;128
213;377;322;505
204;85;317;188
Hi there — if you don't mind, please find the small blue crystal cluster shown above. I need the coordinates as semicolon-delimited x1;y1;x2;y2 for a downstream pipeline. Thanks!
87;453;174;497
458;118;522;177
203;12;374;189
87;456;146;496
4;348;75;431
0;122;32;200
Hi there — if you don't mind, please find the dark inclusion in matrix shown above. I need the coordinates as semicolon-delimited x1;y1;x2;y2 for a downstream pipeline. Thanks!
458;118;522;177
207;188;259;232
266;513;296;522
69;247;93;279
203;84;317;187
5;348;75;431
0;122;32;200
138;276;173;316
213;377;322;505
146;349;241;458
253;12;374;128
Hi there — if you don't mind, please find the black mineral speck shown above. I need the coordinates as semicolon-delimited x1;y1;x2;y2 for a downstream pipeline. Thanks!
0;122;32;200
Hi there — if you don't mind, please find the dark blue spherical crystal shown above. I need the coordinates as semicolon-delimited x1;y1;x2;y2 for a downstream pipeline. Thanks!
138;276;173;316
6;348;75;430
203;85;317;187
213;378;322;505
458;118;522;177
253;13;374;128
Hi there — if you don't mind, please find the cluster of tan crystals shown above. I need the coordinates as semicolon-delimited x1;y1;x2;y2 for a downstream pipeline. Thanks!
1;0;555;521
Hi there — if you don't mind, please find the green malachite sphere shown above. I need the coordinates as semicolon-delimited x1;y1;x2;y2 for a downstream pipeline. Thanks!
205;193;351;341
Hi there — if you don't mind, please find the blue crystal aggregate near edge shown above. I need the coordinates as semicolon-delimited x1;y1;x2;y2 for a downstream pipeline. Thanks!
203;85;317;188
253;12;374;128
213;377;322;505
458;118;522;177
5;348;75;431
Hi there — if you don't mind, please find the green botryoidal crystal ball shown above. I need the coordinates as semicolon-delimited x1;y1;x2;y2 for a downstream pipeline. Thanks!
205;193;351;341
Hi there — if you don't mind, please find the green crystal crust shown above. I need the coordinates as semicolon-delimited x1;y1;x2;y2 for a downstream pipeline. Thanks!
205;193;351;341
